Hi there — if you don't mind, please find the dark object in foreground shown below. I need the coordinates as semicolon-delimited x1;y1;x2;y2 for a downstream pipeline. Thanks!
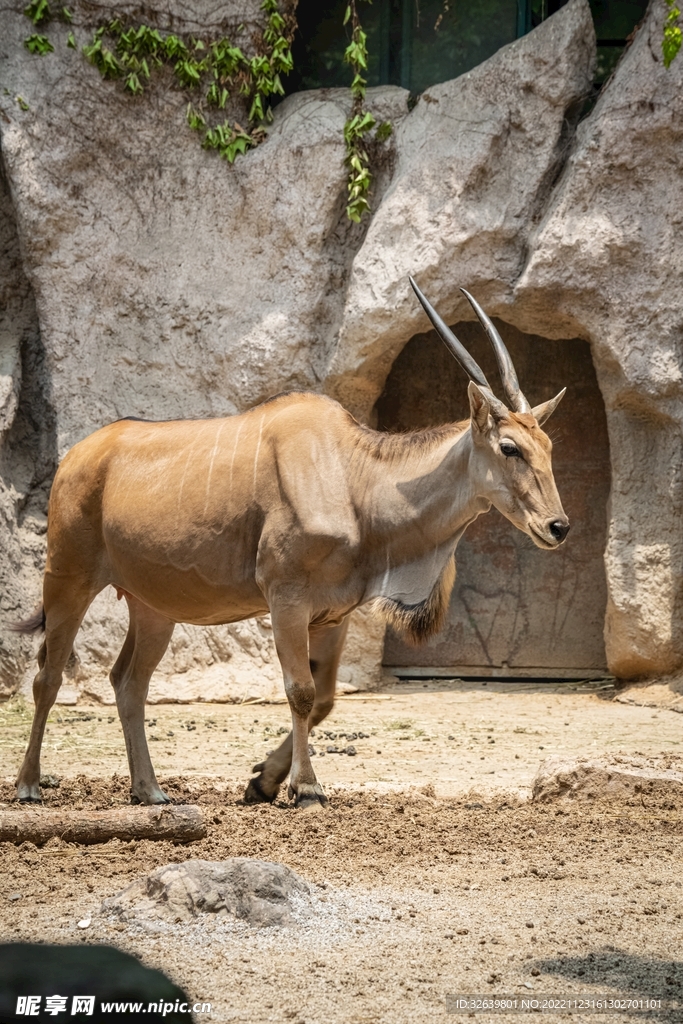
0;804;205;845
0;944;192;1022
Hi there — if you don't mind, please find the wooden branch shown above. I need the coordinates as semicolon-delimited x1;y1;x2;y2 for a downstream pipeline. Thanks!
0;804;206;845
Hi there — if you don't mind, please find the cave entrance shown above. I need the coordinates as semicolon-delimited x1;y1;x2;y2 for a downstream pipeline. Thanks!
374;319;611;679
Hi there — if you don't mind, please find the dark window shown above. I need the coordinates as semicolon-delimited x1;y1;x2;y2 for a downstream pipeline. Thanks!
589;0;649;82
286;0;649;96
288;0;528;95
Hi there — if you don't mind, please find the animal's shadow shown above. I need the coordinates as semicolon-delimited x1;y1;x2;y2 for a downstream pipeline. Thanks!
535;949;683;1022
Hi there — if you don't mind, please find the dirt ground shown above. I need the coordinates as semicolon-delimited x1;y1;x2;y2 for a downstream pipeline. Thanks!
1;680;682;1023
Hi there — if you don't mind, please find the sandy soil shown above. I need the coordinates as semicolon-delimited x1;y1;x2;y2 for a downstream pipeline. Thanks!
1;681;682;1023
3;679;682;800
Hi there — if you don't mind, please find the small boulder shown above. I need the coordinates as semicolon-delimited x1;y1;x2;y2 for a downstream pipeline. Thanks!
532;754;683;809
103;858;310;928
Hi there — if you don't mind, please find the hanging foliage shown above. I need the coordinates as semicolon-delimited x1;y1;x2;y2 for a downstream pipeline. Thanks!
663;0;682;67
79;0;296;162
21;0;389;219
342;0;391;223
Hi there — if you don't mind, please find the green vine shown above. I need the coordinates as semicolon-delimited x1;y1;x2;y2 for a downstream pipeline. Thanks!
663;0;682;67
79;0;295;162
21;0;388;220
342;1;391;223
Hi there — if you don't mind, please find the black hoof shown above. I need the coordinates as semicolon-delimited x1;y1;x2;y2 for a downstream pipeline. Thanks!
289;783;329;811
18;796;42;805
244;775;278;805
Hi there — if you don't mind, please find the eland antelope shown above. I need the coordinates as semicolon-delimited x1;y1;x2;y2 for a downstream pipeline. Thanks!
13;280;568;810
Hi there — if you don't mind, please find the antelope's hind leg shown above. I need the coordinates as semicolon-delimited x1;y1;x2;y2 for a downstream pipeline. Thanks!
110;594;174;805
16;576;94;803
245;618;348;807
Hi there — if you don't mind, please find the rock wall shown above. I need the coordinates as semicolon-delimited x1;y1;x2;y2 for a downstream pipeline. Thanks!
515;0;683;677
0;162;55;698
0;0;404;702
327;0;596;416
327;0;683;679
0;0;681;700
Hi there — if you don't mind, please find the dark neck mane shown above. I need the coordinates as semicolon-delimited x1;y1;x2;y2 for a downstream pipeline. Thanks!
370;556;456;645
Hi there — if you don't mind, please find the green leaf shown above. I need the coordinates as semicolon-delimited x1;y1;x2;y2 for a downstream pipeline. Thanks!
24;33;54;55
174;57;203;87
664;0;682;67
66;30;75;48
124;70;143;95
60;6;72;21
16;95;30;110
83;36;122;79
249;93;265;121
357;110;375;131
343;4;351;25
186;103;206;130
24;0;50;26
375;120;392;141
165;34;188;61
663;22;682;67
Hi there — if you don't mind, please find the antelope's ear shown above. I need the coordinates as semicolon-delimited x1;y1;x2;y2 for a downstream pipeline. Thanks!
532;388;566;426
468;382;507;433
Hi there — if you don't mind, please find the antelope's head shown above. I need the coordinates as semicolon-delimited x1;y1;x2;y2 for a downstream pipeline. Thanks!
410;278;569;550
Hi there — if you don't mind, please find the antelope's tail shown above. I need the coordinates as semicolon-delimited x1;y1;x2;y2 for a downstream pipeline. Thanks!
10;604;46;634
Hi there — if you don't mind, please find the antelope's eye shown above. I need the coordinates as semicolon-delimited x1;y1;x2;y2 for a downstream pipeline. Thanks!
500;441;521;458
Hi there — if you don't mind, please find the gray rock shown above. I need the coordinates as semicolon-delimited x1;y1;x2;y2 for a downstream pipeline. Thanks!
2;0;680;695
0;0;399;698
515;0;683;678
326;0;596;415
102;858;311;927
0;165;51;699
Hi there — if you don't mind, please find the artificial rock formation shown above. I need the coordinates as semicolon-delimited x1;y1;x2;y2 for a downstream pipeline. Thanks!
514;1;683;677
103;858;310;927
0;0;681;703
329;0;683;679
327;0;596;415
0;0;404;701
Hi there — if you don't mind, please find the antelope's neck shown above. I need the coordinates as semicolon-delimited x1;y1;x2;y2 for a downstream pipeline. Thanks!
365;426;487;566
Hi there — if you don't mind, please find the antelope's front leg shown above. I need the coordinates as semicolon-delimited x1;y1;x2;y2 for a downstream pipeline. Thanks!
271;605;327;810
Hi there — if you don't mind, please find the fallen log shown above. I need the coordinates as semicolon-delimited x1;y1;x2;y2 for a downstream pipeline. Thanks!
0;804;206;845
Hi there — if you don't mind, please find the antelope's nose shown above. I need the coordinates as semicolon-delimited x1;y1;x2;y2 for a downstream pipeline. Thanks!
549;519;570;543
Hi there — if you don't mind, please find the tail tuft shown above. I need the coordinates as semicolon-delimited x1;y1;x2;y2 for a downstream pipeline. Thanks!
10;604;46;635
